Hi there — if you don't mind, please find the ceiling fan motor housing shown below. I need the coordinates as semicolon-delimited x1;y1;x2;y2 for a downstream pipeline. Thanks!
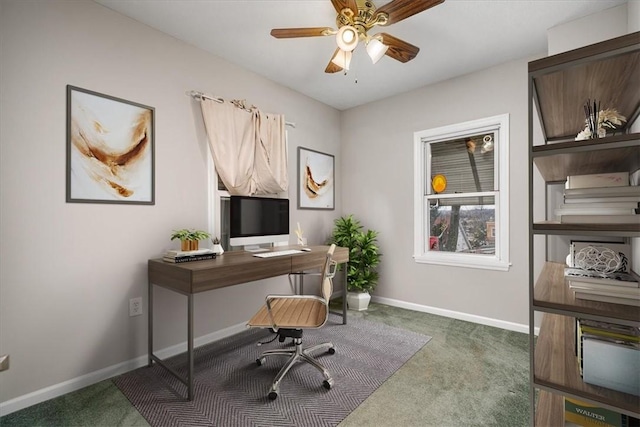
336;0;389;41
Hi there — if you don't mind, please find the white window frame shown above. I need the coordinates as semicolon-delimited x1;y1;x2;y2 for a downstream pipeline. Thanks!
413;114;510;271
207;150;227;242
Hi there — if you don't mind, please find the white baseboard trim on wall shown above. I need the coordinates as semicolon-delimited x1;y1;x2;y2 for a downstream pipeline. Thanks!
0;321;248;417
371;296;539;335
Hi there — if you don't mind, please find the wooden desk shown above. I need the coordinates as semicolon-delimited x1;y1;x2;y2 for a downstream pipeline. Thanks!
147;245;349;400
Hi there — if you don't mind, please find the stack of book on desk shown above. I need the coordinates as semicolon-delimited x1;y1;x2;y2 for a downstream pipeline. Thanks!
557;172;639;224
565;241;639;307
163;248;216;263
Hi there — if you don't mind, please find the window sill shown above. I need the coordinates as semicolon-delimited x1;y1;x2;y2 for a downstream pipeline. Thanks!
413;253;511;271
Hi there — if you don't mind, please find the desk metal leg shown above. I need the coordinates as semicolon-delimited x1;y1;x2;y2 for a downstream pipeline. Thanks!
147;281;195;400
342;262;348;324
148;281;153;367
187;294;194;400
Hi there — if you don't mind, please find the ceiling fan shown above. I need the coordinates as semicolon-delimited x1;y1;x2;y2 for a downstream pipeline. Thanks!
270;0;444;73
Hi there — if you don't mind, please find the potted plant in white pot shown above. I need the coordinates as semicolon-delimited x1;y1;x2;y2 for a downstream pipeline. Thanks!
330;215;381;311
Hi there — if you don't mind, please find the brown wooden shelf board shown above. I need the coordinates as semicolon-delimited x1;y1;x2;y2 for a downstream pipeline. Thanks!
533;313;640;417
533;262;640;325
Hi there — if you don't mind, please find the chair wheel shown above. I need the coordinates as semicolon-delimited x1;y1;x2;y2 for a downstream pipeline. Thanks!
322;379;334;390
256;357;265;366
327;347;336;355
268;391;278;400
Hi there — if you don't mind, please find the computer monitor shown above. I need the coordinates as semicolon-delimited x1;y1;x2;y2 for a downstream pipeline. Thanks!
229;196;289;250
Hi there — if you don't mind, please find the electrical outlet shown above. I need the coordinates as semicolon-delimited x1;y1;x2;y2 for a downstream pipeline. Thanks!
129;297;142;317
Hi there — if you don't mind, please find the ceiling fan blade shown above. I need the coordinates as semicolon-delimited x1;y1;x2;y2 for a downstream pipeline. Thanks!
325;48;343;73
330;0;358;14
270;27;334;38
376;0;444;25
380;33;420;63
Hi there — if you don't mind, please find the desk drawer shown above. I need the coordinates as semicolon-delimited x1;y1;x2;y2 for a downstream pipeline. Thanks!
191;256;292;292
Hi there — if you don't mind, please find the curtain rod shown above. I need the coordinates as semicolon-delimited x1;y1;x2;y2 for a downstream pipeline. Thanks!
187;90;296;128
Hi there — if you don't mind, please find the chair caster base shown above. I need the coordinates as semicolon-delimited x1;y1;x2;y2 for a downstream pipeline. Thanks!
256;357;265;366
327;347;335;355
322;378;334;390
268;391;278;400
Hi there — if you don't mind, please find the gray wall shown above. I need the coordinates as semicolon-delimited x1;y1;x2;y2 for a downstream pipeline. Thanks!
340;58;531;325
1;0;637;413
0;0;340;405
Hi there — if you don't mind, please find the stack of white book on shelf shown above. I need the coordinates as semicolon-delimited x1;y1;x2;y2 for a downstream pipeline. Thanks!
565;241;640;306
163;248;216;263
558;172;639;224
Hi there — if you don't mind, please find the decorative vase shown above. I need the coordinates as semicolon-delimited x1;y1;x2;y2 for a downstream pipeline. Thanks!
346;291;371;311
212;244;224;255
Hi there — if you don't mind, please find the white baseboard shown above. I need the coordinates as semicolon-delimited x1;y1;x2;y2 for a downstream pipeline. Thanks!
0;321;247;417
371;296;539;335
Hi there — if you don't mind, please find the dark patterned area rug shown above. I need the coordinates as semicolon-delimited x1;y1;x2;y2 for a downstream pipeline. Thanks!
113;314;431;427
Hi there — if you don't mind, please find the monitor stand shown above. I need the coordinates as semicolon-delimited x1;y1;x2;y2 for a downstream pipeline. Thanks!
244;245;268;253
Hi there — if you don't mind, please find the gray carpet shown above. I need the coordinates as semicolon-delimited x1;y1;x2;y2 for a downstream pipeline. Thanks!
113;313;431;427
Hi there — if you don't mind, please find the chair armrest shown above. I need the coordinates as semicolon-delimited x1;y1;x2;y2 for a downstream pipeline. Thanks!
327;260;338;279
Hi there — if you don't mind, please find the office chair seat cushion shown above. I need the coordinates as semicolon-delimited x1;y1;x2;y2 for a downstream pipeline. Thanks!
248;297;327;329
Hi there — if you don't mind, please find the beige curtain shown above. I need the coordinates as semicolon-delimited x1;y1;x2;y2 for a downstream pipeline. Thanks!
200;99;288;196
254;110;288;194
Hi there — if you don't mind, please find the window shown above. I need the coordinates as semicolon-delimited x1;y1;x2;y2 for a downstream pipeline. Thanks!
413;114;510;271
207;133;289;251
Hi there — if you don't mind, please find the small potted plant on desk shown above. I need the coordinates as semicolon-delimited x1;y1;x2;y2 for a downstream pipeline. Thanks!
330;215;381;311
171;229;211;251
211;237;224;255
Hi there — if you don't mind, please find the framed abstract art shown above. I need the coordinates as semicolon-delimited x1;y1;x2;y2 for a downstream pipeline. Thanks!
297;147;334;210
66;85;155;204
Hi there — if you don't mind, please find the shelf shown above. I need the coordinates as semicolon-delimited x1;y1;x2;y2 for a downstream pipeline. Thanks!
533;313;640;417
535;390;564;426
532;222;640;237
529;31;640;425
529;31;640;141
533;262;640;325
532;133;640;182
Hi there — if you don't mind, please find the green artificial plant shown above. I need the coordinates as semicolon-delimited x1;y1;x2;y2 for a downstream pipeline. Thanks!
170;229;211;242
330;215;381;293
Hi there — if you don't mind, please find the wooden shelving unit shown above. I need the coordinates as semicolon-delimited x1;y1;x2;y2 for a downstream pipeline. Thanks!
528;31;640;426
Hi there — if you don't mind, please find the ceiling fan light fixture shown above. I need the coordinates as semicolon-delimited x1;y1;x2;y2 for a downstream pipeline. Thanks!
336;25;358;52
366;37;388;64
331;49;352;70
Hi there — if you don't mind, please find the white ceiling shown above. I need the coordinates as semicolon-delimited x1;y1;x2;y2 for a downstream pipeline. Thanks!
95;0;627;110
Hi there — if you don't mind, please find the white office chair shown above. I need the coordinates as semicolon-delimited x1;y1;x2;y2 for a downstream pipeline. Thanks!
247;244;337;400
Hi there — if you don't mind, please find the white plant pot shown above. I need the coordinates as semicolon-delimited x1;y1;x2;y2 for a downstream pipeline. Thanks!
346;291;371;311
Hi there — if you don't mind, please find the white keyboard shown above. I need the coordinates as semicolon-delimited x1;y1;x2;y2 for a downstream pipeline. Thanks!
253;249;303;258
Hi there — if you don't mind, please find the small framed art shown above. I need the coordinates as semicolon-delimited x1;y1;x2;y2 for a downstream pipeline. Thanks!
297;147;334;210
66;85;155;204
